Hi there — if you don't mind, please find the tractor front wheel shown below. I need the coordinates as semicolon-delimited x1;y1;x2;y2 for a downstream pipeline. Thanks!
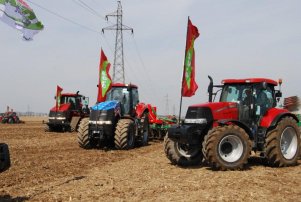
265;117;300;167
203;125;251;170
77;118;93;149
164;135;203;167
114;119;135;150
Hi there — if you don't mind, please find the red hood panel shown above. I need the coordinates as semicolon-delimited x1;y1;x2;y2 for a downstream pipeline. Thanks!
50;103;71;112
190;102;239;121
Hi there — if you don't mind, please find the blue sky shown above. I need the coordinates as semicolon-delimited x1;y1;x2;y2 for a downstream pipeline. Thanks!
0;0;300;115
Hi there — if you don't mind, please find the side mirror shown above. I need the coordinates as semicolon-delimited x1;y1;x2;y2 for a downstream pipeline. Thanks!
54;96;56;100
275;91;282;98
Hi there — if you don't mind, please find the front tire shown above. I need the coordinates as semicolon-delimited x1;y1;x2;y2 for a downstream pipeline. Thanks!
114;119;135;150
0;143;11;172
204;125;251;170
265;117;300;167
77;118;93;149
164;135;203;167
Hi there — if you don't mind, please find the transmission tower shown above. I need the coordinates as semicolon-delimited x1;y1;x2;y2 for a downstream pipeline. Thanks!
102;1;133;83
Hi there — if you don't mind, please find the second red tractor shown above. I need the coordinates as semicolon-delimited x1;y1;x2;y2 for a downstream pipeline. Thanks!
164;76;300;170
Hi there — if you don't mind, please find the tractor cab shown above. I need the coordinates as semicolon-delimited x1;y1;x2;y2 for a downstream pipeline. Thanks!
219;78;279;127
106;83;139;117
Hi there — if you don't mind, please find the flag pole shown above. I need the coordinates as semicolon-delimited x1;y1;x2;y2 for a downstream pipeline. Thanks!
178;16;190;125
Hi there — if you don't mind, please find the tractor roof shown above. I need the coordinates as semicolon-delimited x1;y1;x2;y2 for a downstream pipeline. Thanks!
112;83;138;88
222;78;278;86
61;93;83;97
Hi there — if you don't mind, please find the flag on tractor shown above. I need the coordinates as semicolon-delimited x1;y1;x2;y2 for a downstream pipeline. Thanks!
181;17;199;97
97;49;112;103
56;85;63;111
0;0;44;41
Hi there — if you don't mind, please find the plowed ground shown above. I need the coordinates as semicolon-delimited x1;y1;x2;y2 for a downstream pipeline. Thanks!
1;117;301;201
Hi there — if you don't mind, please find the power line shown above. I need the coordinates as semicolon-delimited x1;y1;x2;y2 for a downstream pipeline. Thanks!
27;0;101;34
72;0;114;24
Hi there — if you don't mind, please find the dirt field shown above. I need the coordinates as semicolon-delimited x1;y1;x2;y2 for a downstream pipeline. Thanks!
1;117;301;201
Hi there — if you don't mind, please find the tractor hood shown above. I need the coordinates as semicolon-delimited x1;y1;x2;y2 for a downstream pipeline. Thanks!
186;102;238;123
92;100;120;111
90;100;121;122
50;103;71;112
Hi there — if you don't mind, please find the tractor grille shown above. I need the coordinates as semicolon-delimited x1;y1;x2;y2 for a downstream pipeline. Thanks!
185;107;213;122
90;109;115;121
49;111;65;118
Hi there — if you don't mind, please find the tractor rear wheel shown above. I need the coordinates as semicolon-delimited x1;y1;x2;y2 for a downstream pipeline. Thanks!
114;119;135;150
204;125;252;170
0;143;11;172
138;113;149;146
77;118;93;149
8;118;14;124
265;117;300;167
164;134;203;167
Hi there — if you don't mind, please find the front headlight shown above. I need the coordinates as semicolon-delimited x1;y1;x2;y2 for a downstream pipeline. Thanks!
184;118;207;124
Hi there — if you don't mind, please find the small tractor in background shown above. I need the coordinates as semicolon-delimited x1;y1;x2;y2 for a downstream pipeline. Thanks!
0;143;10;172
1;107;23;124
45;91;90;132
78;83;154;150
164;76;300;170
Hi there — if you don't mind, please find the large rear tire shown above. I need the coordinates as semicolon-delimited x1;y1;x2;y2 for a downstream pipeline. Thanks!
0;143;11;172
138;113;149;146
204;125;251;170
114;119;135;150
164;135;203;167
265;117;300;167
77;118;93;149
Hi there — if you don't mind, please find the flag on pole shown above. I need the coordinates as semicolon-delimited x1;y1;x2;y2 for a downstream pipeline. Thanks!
0;0;44;41
97;49;112;103
56;85;63;111
182;17;199;97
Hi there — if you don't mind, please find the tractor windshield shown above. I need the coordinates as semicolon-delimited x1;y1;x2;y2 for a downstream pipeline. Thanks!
220;84;249;103
106;87;131;114
60;96;77;109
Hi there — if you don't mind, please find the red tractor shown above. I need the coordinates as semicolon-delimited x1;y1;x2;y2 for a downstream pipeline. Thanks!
164;76;300;170
45;91;90;132
78;83;153;149
1;111;20;124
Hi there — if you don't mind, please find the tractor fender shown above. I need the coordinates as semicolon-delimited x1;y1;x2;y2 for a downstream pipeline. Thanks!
260;108;298;128
217;119;253;140
135;103;151;119
268;112;299;128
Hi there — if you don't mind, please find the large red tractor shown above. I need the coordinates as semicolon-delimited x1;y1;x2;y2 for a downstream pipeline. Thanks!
45;91;90;132
164;76;300;170
78;83;153;150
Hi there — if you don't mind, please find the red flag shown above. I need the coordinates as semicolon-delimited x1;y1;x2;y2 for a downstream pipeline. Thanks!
97;49;112;103
182;18;199;97
56;85;63;111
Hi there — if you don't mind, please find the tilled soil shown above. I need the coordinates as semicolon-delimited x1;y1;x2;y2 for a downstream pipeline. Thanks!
1;118;301;201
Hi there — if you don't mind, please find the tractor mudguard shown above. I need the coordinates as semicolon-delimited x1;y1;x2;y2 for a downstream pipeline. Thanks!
135;103;149;118
268;112;298;128
167;124;202;145
217;119;253;140
260;108;298;128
